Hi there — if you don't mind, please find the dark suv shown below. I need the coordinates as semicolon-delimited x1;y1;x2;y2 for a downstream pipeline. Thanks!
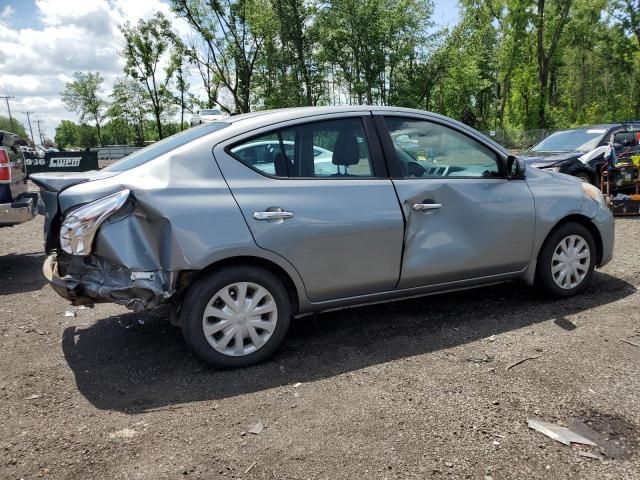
519;122;640;187
0;131;38;227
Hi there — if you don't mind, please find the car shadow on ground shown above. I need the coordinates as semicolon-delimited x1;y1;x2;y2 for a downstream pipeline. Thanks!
62;271;635;413
0;252;47;295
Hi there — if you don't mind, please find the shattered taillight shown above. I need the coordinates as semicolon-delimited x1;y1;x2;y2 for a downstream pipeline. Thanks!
0;148;10;182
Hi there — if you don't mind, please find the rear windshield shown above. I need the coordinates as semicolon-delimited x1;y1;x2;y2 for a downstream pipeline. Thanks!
201;109;222;115
104;122;229;172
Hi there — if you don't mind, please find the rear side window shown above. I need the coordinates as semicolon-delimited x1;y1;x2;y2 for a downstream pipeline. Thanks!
228;118;374;178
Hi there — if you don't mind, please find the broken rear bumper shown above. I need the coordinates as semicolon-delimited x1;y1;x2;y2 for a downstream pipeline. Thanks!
43;254;172;312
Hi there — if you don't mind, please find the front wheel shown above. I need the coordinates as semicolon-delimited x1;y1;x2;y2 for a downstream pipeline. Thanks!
180;266;291;368
574;172;592;184
535;223;596;298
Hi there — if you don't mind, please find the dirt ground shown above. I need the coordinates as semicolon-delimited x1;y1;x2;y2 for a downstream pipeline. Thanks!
1;216;640;480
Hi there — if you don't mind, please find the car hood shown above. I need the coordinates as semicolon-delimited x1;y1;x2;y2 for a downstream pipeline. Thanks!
518;151;582;167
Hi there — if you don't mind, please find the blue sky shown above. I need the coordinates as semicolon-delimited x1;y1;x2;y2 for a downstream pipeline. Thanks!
433;0;460;27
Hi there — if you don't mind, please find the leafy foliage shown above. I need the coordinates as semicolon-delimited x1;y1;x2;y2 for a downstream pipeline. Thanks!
0;115;28;138
120;12;179;139
60;72;107;146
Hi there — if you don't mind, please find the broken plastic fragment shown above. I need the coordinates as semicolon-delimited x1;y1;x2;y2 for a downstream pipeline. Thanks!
248;421;264;435
527;419;597;446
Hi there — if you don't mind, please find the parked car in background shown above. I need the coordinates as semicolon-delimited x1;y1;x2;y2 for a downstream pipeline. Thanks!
230;140;336;176
19;145;35;155
519;122;640;185
33;107;614;368
190;108;226;127
0;131;38;227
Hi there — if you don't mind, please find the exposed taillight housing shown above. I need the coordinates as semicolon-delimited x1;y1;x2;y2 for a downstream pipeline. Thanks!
0;148;10;182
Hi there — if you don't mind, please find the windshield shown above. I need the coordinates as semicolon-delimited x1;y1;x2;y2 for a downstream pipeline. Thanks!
104;122;229;172
200;109;222;115
531;128;607;153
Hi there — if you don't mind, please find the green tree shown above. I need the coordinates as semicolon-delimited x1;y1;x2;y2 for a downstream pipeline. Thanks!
120;12;179;139
171;0;270;113
54;120;79;149
77;124;99;149
0;115;28;138
108;77;150;146
318;0;432;105
61;71;107;146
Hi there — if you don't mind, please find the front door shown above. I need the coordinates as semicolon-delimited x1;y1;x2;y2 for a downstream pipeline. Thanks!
214;114;405;302
378;115;536;289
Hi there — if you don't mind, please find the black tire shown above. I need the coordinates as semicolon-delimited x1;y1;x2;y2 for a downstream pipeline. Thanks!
574;172;592;184
180;266;291;368
535;222;596;299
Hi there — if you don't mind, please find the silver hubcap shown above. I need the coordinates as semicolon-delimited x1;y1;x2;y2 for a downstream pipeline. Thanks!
551;235;590;289
202;282;278;356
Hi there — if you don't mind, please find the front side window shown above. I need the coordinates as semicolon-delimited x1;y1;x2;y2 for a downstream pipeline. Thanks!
229;118;374;178
385;117;501;179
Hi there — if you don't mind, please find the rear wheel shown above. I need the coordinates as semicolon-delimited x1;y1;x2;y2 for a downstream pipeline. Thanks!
535;223;596;298
180;266;291;368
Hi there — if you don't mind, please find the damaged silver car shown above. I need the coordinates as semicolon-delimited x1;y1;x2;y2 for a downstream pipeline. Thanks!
32;107;615;368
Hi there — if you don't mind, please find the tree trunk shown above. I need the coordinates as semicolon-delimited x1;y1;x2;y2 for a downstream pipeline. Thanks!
536;0;548;129
95;118;103;147
180;78;185;132
154;108;163;140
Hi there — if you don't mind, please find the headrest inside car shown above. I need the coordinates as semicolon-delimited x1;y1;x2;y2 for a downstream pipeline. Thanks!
332;131;360;166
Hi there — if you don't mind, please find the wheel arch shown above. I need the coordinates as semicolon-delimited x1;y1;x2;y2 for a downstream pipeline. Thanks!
175;255;302;316
571;168;597;185
539;214;604;266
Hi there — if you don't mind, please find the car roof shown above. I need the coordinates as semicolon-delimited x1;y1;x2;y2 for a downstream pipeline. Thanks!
219;106;508;154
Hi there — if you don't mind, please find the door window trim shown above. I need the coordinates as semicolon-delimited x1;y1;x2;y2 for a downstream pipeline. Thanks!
223;114;388;180
373;114;509;180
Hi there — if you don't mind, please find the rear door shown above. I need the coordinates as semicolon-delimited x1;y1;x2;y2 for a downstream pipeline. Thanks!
214;114;405;302
376;114;536;288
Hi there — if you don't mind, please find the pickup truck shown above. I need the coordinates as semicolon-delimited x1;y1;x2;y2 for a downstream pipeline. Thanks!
0;130;38;227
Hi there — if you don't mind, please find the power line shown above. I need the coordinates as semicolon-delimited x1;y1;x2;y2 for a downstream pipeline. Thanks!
0;95;16;131
21;111;35;145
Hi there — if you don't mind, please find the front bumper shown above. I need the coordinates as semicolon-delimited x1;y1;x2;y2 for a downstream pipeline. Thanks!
43;254;171;311
594;207;615;267
0;192;38;226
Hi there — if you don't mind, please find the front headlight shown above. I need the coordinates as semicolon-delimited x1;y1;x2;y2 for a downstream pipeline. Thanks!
60;189;130;256
581;183;606;208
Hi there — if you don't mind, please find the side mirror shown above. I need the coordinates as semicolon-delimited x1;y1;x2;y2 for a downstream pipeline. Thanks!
507;155;526;180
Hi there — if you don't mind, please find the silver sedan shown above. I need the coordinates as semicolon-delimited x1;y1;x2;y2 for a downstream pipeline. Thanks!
32;107;614;368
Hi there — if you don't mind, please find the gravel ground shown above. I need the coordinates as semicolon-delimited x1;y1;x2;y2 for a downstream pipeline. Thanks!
1;216;640;480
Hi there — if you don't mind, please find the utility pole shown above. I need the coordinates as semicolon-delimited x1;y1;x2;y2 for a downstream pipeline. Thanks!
21;111;35;145
35;120;45;145
0;95;16;131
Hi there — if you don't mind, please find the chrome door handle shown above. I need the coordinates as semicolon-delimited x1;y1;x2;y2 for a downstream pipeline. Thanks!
253;211;294;220
412;203;442;211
